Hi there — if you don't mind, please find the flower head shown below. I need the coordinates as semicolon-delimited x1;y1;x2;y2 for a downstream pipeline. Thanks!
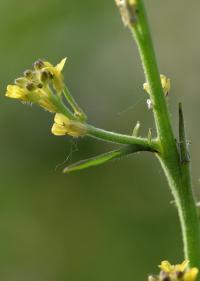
148;260;199;281
5;58;67;112
6;58;87;139
51;113;87;137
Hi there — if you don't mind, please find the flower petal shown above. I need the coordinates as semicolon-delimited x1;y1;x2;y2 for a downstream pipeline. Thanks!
56;57;67;72
6;85;28;100
51;123;67;136
184;268;199;281
159;261;172;273
175;260;189;272
54;113;70;125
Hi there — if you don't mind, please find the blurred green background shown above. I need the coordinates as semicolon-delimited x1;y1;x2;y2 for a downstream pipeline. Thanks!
1;1;200;280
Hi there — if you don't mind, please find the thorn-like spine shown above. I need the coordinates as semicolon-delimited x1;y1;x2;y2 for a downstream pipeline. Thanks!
178;103;190;164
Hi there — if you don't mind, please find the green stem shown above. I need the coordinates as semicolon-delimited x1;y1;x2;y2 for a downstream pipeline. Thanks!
87;124;158;151
128;0;200;268
63;85;87;121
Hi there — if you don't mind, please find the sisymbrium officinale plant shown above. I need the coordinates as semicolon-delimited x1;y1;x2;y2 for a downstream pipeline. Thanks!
5;1;200;280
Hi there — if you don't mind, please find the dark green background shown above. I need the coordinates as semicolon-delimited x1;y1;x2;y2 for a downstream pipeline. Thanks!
1;1;200;280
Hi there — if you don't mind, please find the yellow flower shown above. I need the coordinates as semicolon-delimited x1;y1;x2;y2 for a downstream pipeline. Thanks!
51;113;87;137
143;74;171;96
41;58;67;94
154;260;199;281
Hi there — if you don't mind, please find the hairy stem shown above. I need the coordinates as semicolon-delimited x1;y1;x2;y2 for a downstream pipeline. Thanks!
126;0;200;268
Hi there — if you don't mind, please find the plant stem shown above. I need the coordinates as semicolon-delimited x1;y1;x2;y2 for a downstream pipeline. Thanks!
63;85;87;121
128;0;200;268
87;124;158;151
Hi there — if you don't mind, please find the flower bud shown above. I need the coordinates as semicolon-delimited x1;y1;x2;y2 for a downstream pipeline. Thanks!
40;70;50;83
26;82;36;91
34;59;45;70
23;69;34;79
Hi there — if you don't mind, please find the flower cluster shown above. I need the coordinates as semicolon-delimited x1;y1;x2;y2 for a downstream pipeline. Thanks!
5;58;87;138
148;260;199;281
6;58;66;112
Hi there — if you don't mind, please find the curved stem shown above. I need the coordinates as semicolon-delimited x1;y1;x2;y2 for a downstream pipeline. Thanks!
125;0;200;269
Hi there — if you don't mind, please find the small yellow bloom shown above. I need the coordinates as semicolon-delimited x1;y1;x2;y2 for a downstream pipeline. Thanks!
154;260;199;281
51;113;87;137
143;74;171;96
42;58;67;93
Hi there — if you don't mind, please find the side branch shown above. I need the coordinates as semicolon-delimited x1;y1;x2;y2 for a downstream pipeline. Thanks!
86;124;158;152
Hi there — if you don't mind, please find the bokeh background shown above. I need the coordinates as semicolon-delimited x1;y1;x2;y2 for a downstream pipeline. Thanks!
0;1;200;280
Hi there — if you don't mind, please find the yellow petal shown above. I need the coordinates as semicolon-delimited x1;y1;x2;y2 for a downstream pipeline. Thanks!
159;261;172;273
56;57;67;72
184;268;199;281
128;0;137;5
43;58;66;93
175;260;189;272
51;123;68;136
6;85;28;101
54;113;70;125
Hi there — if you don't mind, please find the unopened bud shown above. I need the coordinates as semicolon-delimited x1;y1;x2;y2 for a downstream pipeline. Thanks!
37;83;43;89
34;59;44;70
24;69;34;79
26;82;36;91
40;70;50;83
